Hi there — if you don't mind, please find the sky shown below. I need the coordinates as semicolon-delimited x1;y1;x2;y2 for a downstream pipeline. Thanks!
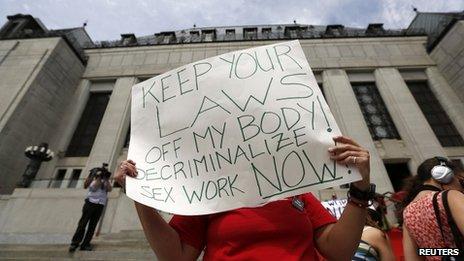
0;0;463;41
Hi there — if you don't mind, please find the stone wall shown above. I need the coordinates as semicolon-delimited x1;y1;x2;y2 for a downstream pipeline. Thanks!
1;35;463;242
78;36;441;194
0;188;172;244
0;188;114;243
83;37;433;78
0;38;84;194
430;20;464;103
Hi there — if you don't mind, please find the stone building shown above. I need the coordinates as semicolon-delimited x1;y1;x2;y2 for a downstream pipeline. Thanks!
0;12;463;244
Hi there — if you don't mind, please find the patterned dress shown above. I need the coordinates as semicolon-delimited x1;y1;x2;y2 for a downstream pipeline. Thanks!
403;191;456;261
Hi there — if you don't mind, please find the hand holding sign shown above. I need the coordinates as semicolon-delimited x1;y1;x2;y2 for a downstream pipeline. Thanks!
126;40;362;215
115;160;137;187
329;136;370;190
118;135;369;188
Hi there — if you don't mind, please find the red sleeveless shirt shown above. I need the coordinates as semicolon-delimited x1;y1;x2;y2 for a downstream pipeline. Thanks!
169;193;336;260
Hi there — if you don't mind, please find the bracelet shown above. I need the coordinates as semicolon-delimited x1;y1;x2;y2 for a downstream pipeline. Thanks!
347;198;369;208
348;183;376;201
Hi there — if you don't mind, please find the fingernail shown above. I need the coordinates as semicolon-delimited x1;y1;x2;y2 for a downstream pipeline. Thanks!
328;147;334;152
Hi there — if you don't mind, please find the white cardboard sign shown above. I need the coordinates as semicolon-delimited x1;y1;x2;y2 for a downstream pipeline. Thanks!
321;199;348;220
127;40;361;215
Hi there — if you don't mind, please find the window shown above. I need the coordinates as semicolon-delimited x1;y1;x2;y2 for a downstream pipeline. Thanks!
121;34;136;45
325;25;344;36
159;32;176;44
225;29;235;40
352;83;400;140
285;27;299;38
190;31;200;42
67;169;82;188
243;28;257;40
202;30;216;42
366;23;385;36
262;27;272;39
51;169;66;188
66;92;111;157
407;82;464;147
384;162;411;191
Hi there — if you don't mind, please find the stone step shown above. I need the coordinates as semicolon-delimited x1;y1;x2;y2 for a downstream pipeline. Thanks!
0;241;157;260
92;241;150;249
0;249;157;260
98;230;147;241
80;250;156;260
1;257;76;261
0;244;69;251
0;230;159;260
0;249;76;259
0;241;150;251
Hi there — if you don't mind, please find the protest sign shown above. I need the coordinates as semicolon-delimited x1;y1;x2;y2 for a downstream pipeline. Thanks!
127;40;361;215
321;199;348;220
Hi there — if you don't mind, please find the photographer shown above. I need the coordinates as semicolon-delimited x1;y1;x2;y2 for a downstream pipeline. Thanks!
69;163;112;252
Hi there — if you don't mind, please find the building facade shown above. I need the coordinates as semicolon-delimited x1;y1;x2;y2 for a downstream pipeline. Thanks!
0;12;463;243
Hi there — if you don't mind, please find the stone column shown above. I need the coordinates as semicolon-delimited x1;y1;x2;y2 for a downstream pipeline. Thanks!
426;67;464;140
322;69;394;194
374;68;446;171
82;77;136;178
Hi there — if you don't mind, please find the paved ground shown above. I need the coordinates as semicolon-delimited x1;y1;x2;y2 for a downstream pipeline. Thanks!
0;230;158;260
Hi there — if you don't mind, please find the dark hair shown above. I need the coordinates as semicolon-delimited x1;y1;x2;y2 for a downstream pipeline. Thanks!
366;208;383;230
401;157;460;209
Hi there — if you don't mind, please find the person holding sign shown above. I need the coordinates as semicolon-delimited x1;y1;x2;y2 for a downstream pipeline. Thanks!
115;135;374;260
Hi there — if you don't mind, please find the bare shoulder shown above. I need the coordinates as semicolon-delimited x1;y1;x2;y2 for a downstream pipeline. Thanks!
447;190;464;202
362;226;387;242
369;227;386;237
447;190;464;217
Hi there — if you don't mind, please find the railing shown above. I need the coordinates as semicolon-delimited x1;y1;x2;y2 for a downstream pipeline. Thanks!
87;28;428;49
30;177;121;189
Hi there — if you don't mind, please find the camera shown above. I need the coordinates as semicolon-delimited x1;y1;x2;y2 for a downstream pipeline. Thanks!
90;163;111;179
